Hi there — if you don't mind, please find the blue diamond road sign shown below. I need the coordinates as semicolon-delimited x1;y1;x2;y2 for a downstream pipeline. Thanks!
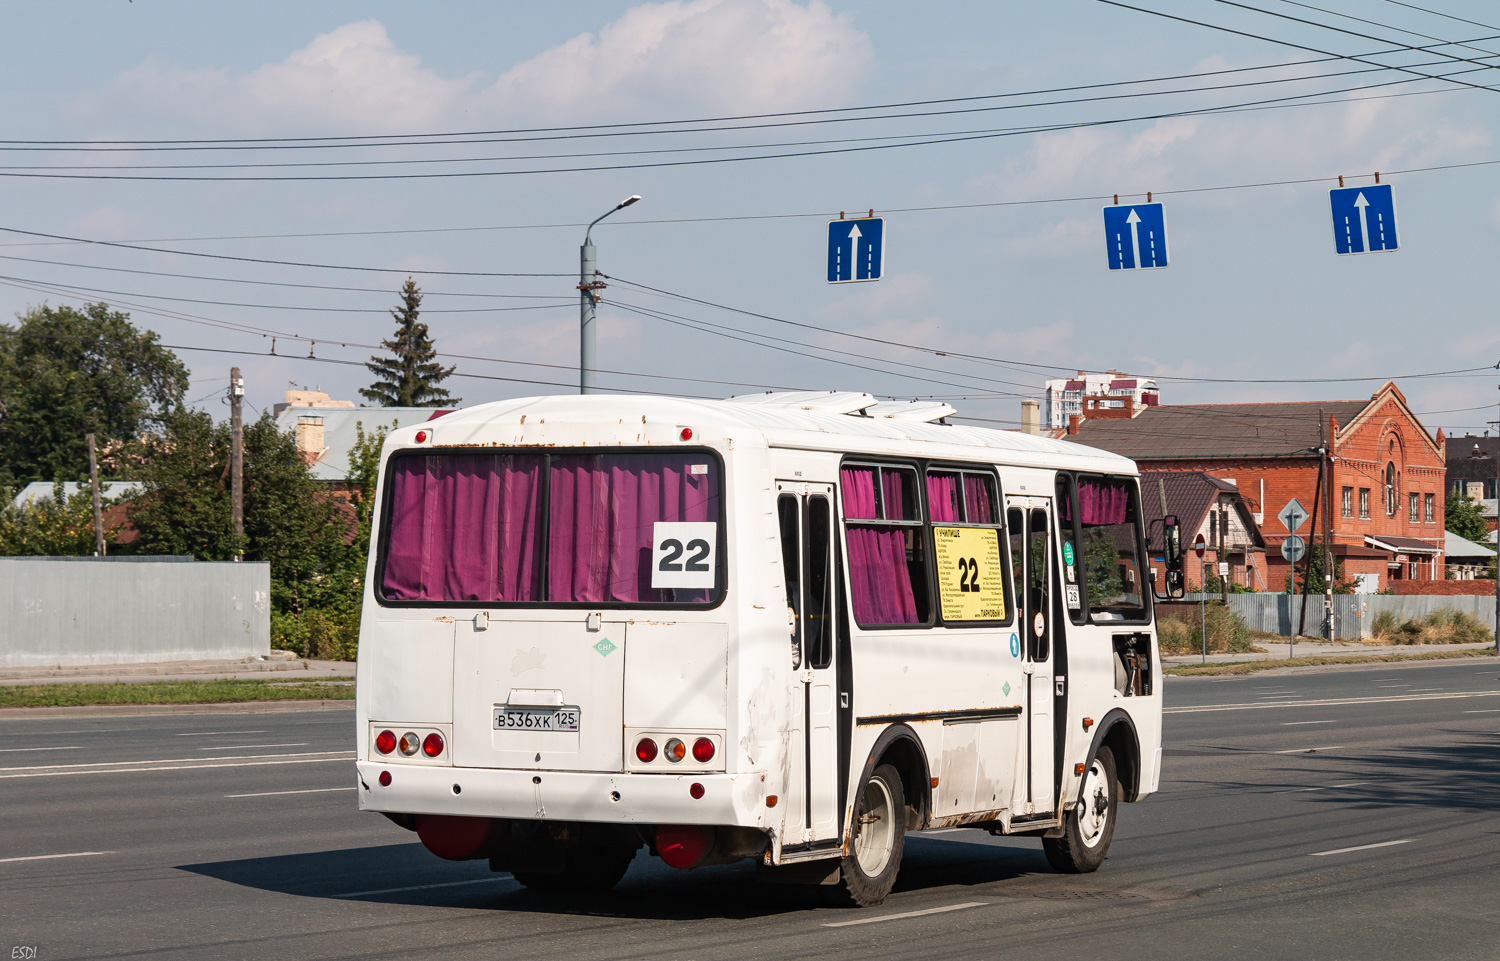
827;217;884;283
1103;202;1168;270
1330;183;1398;255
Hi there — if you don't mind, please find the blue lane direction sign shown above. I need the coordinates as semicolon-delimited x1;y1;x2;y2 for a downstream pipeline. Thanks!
1103;202;1168;270
1330;183;1398;255
827;217;885;283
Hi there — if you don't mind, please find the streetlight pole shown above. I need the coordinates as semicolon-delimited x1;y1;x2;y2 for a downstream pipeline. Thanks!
579;195;641;394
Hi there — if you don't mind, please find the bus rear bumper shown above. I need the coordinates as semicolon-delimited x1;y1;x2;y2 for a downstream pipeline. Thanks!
356;761;767;828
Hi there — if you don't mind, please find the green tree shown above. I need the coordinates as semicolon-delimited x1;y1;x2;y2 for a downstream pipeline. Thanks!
0;303;188;487
1284;543;1358;594
360;279;459;407
125;409;347;617
1445;491;1489;543
0;480;119;555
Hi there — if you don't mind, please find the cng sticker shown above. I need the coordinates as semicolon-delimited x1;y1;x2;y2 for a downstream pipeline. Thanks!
933;526;1007;621
593;637;616;658
1009;633;1020;658
1062;541;1075;566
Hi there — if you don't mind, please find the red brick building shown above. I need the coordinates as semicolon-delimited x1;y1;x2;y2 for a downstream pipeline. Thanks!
1069;382;1445;592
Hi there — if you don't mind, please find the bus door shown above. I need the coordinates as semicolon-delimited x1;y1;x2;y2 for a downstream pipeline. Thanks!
1006;499;1055;816
776;482;841;845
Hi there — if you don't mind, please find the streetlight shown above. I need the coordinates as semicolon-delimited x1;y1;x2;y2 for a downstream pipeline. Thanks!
579;194;641;394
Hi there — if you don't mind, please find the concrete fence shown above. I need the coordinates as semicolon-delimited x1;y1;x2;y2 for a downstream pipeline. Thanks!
1170;592;1496;640
0;557;271;667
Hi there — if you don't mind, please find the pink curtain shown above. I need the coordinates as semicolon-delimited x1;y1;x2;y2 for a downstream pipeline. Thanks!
381;454;542;601
963;475;994;523
547;453;717;603
1080;479;1129;526
841;467;919;624
927;473;959;522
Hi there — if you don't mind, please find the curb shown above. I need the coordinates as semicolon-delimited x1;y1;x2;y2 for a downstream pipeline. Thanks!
0;699;356;719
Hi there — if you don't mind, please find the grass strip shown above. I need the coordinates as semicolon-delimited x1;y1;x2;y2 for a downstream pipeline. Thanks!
0;679;356;708
1166;647;1497;677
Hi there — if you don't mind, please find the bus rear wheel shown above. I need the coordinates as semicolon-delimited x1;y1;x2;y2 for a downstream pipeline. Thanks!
1042;746;1117;874
829;763;906;907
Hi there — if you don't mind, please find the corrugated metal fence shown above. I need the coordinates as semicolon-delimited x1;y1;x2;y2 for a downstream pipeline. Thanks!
0;557;271;667
1175;592;1496;640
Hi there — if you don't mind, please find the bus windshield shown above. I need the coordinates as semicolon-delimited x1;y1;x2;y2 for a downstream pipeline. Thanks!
378;450;722;606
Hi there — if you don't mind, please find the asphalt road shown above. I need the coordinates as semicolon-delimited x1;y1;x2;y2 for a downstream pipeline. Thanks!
3;659;1498;961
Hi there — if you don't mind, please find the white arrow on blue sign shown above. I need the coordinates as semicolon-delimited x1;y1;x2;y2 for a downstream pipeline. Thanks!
827;217;885;283
1103;202;1168;270
1330;183;1398;255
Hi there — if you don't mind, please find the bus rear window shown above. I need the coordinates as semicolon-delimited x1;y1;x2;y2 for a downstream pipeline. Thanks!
380;451;722;606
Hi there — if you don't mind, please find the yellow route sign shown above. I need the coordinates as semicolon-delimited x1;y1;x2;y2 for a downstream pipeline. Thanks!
933;526;1006;621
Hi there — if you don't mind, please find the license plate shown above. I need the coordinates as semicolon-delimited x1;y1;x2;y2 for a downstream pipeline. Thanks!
494;707;581;732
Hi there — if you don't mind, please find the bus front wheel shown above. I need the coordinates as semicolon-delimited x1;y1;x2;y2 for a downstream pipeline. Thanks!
1043;746;1117;874
830;763;906;907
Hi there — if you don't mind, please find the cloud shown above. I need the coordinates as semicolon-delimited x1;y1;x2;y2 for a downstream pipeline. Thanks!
99;21;474;134
481;0;872;120
87;2;871;135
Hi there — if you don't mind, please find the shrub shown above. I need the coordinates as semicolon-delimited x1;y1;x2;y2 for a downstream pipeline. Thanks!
1370;608;1494;645
1156;603;1254;655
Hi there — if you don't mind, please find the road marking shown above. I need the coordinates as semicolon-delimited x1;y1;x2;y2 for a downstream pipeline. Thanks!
1463;709;1500;714
1166;690;1500;715
1276;781;1368;794
333;876;512;899
921;828;964;834
0;751;353;780
1273;746;1343;754
1282;720;1335;726
1406;689;1442;693
175;731;268;737
0;746;81;752
226;786;355;798
199;743;309;751
823;902;988;928
1310;839;1413;857
0;851;113;864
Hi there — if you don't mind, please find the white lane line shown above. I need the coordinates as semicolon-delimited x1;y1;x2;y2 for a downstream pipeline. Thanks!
1377;685;1411;689
0;750;348;772
0;851;113;864
1275;781;1368;794
333;876;512;899
1406;689;1443;693
175;731;268;737
823;902;989;928
1272;746;1343;754
199;743;309;751
921;829;964;835
0;746;81;752
1310;839;1413;857
0;752;353;780
1282;720;1336;726
1463;709;1500;714
1167;690;1500;714
227;786;355;798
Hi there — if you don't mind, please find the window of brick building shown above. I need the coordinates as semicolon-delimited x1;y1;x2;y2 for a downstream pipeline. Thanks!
1424;493;1434;524
1385;463;1397;517
1341;487;1352;518
1408;492;1419;523
1359;488;1370;519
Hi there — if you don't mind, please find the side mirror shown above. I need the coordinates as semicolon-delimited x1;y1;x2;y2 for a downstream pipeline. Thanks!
1158;514;1185;600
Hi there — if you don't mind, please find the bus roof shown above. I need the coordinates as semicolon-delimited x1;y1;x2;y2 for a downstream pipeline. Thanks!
402;392;1139;476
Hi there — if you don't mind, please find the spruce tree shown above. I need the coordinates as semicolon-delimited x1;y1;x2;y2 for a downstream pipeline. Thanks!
361;279;459;407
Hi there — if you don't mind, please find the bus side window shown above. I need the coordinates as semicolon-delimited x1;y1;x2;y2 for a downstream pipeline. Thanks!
1028;507;1051;662
1008;506;1025;625
778;494;802;668
805;496;833;670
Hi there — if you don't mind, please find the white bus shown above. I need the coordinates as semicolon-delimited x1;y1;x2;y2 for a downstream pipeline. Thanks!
355;391;1178;906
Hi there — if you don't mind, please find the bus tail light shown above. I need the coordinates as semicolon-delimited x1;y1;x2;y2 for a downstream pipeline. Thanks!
398;732;421;756
635;737;658;762
689;782;705;799
378;771;392;787
375;730;396;755
423;733;445;758
664;738;686;762
692;737;715;763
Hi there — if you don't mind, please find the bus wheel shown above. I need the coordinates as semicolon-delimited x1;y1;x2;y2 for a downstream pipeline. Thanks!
830;763;906;907
1042;746;1117;874
513;842;634;894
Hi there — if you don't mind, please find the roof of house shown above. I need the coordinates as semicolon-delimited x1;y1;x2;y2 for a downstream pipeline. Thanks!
1072;400;1369;460
273;405;450;481
1444;529;1496;560
1138;470;1266;551
1366;534;1443;555
10;480;144;510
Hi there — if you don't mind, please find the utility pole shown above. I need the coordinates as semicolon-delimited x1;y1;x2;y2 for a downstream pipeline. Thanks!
1298;435;1324;640
1491;372;1499;652
1219;503;1230;605
578;195;641;394
86;433;104;557
230;367;244;561
1323;411;1334;640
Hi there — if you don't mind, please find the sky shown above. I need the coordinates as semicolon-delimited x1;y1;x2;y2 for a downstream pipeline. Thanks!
2;0;1499;438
